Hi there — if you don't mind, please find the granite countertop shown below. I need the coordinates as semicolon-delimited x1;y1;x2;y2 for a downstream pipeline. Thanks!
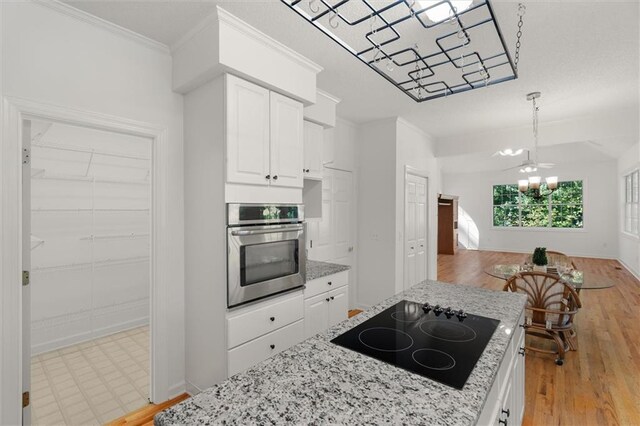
156;280;526;426
306;259;351;281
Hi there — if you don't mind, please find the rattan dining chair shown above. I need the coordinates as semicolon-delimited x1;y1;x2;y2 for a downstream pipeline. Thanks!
503;272;582;365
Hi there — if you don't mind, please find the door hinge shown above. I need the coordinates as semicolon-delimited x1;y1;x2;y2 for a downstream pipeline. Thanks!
22;391;29;408
22;148;31;165
22;270;30;286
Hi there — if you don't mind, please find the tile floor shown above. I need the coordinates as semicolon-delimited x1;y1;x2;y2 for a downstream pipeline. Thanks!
31;326;149;425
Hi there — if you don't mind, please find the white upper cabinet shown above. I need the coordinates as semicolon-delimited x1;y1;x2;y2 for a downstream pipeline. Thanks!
303;120;324;180
270;92;304;188
226;74;271;186
225;74;303;189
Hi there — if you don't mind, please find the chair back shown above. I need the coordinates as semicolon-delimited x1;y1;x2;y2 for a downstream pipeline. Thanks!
504;272;581;328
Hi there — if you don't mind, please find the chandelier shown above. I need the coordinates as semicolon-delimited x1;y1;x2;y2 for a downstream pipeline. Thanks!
517;92;558;200
280;0;526;102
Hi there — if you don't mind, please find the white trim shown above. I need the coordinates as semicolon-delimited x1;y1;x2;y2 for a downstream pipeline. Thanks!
316;89;341;104
216;6;323;73
0;97;172;424
617;258;640;282
170;9;218;53
168;381;187;400
35;0;170;55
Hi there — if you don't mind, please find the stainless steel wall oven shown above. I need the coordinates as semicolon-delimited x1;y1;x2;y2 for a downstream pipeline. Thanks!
227;204;305;308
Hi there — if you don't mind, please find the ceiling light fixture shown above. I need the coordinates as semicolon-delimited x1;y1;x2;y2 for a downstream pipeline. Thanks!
419;0;473;23
498;148;524;157
280;0;526;102
517;92;558;199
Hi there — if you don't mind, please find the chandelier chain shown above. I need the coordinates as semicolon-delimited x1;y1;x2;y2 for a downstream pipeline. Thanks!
532;96;539;162
514;3;526;72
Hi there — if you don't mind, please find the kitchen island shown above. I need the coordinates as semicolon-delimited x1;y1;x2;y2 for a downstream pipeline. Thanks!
156;280;527;425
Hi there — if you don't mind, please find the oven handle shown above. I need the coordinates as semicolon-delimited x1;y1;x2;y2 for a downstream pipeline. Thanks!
230;225;304;236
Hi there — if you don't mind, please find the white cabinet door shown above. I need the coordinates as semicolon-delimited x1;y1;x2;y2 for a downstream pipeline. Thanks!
270;91;303;188
328;286;348;327
513;333;526;425
226;74;271;186
304;293;329;339
303;121;324;180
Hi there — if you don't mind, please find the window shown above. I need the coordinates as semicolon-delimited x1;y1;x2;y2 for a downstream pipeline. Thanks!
624;170;639;235
493;180;584;228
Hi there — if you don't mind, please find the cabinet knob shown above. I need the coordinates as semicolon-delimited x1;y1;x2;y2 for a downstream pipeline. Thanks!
518;347;526;356
330;296;335;300
306;169;310;173
328;281;332;286
272;175;278;180
410;247;414;250
326;298;330;302
265;174;271;180
270;344;275;350
270;316;275;322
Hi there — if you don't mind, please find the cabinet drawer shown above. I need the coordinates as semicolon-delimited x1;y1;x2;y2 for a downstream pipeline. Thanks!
228;320;304;377
304;271;348;299
227;293;304;349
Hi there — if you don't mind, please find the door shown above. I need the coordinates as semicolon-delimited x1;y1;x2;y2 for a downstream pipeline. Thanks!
22;120;32;424
331;170;353;267
303;121;323;180
304;294;329;338
308;169;333;261
328;286;348;327
226;74;271;186
269;92;303;188
404;174;428;290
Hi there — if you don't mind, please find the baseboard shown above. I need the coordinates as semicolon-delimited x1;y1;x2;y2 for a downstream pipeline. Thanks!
167;381;187;400
185;380;203;396
617;258;640;281
31;316;149;355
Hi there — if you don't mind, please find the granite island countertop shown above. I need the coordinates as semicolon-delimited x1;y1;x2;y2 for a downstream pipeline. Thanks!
156;280;526;426
306;259;351;281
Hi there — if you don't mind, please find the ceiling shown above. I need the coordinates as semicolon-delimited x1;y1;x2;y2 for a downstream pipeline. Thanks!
64;0;639;143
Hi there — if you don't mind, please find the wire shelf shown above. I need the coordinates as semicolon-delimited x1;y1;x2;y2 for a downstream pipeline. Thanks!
281;0;516;102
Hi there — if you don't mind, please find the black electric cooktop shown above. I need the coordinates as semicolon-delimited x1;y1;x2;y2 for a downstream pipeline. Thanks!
331;300;500;389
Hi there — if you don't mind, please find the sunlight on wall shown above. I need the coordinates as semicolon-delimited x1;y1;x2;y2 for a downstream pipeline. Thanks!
457;206;480;249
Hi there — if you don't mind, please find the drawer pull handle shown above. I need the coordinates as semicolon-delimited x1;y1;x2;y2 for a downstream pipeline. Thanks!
330;296;335;300
518;347;526;356
498;419;507;426
270;317;275;322
270;344;275;350
502;409;510;417
328;281;332;286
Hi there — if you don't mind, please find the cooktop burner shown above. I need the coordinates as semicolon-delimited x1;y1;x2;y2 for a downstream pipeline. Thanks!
331;300;499;389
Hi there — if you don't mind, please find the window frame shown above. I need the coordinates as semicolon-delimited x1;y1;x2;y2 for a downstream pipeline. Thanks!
491;179;585;231
623;169;639;237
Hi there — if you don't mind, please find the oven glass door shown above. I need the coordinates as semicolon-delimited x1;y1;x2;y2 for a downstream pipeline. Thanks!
228;224;306;307
240;240;299;286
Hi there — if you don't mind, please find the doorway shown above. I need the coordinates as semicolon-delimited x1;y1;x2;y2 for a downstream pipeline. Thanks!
404;173;428;291
24;118;152;424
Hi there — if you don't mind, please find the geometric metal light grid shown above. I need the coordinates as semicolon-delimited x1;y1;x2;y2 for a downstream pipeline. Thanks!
280;0;517;102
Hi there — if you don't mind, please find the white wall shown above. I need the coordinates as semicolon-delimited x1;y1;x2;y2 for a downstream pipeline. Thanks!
395;119;441;291
1;2;185;416
618;141;640;277
442;160;619;258
356;118;441;309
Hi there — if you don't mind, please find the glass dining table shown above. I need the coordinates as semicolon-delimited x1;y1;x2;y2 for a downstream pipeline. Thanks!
484;264;617;291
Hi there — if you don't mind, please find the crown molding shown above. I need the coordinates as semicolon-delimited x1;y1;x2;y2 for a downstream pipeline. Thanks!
396;116;435;141
170;9;218;53
317;89;341;104
35;0;170;55
216;6;323;74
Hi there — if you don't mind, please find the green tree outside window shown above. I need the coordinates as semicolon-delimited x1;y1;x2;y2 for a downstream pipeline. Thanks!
492;181;583;228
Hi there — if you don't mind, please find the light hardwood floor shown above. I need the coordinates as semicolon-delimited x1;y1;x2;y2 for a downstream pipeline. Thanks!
437;249;640;426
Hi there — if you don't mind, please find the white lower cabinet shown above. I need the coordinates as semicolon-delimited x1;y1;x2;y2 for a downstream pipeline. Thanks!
303;271;349;339
226;292;304;376
477;309;526;426
228;320;304;376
